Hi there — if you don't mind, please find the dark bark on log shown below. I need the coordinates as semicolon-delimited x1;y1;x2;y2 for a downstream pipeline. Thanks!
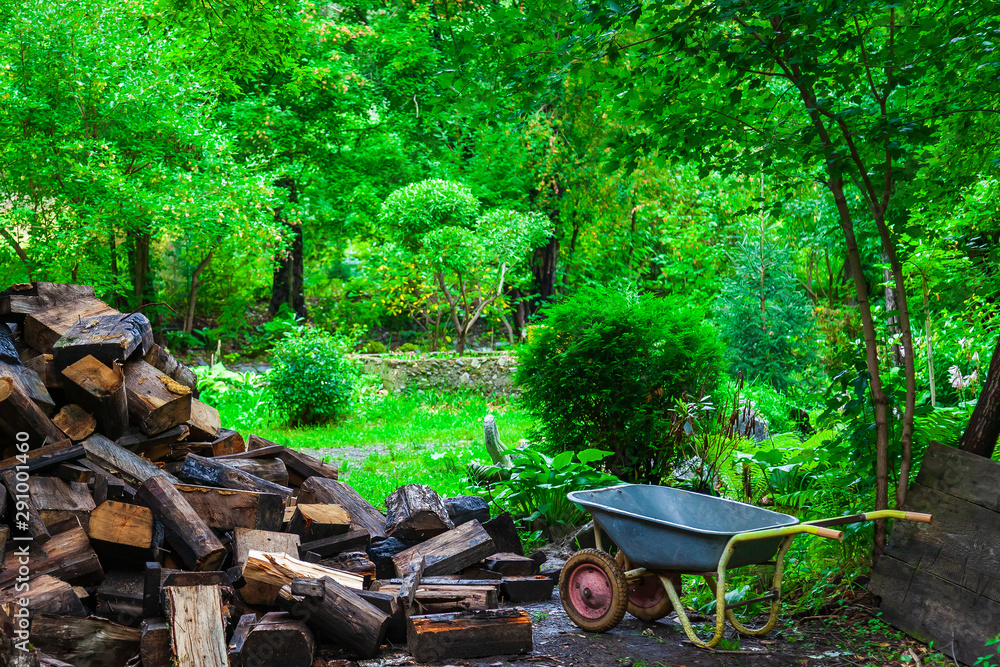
134;476;226;571
960;334;1000;459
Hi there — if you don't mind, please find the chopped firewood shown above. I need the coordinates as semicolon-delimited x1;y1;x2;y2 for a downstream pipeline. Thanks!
1;283;97;319
95;571;145;627
298;477;385;539
228;611;315;667
117;424;189;450
243;550;364;595
88;500;154;549
52;403;97;442
30;615;140;667
385;484;454;541
0;439;80;474
28;477;95;529
209;428;245;456
445;495;490;527
274;445;338;485
140;619;172;667
499;575;556;603
392;520;496;577
144;344;198;396
23;297;116;354
53;462;93;484
406;609;532;662
52;312;152;372
24;354;61;390
165;585;228;667
356;589;406;643
83;433;179;486
398;555;426;613
180;453;292;499
88;463;133;504
318;551;376;580
373;582;499;614
185;398;221;441
61;356;129;440
174;484;284;532
123;360;192;435
2;469;50;542
234;529;301;606
287;503;351;541
0;323;17;365
486;552;539;576
299;528;370;560
0;523;103;587
0;376;64;450
135;476;226;571
482;512;524;556
221;457;288;485
277;577;389;660
0;361;56;415
0;575;86;617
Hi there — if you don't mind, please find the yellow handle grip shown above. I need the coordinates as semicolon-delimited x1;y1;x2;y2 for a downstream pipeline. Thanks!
812;526;844;541
903;512;933;523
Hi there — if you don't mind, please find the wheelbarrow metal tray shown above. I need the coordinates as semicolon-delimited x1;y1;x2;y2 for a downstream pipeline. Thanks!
568;485;799;572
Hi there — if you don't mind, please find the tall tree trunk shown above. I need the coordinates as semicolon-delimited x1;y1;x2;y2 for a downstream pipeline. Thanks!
960;334;1000;459
922;276;937;408
184;249;214;335
109;229;125;310
133;231;151;307
0;228;33;280
269;179;308;319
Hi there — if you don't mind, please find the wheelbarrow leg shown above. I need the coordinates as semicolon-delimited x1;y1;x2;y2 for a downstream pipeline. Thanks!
661;571;728;648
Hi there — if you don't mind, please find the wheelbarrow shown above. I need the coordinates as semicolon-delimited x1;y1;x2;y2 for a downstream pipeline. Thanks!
559;484;932;648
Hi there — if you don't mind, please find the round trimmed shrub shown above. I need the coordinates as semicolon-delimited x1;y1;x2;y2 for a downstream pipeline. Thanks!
515;288;723;484
269;327;356;426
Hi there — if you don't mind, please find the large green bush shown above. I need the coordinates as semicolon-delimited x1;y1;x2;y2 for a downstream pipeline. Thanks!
515;288;723;484
269;328;357;426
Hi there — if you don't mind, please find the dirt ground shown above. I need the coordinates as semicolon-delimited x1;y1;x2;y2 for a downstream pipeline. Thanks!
313;590;934;667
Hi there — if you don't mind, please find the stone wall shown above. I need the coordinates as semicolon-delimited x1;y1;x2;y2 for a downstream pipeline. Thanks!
354;353;517;395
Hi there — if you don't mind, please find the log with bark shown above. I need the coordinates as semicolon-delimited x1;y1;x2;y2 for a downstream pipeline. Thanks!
298;477;385;539
61;357;129;440
287;503;351;541
134;476;226;572
391;520;496;577
165;585;228;667
123;360;193;435
52;312;153;372
385;484;454;541
227;611;315;667
406;609;532;662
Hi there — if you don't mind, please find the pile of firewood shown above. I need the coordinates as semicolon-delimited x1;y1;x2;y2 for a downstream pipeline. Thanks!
0;283;555;667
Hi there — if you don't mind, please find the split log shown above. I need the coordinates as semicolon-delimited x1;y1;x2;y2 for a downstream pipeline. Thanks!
374;582;499;614
52;312;153;372
0;376;64;449
299;528;370;560
50;405;95;442
287;504;351;541
28;477;95;529
87;462;133;504
221;457;288;485
385;484;454;540
499;575;556;602
0;575;86;617
29;615;140;667
23;297;116;353
398;555;425;612
175;484;284;532
228;611;315;667
277;577;389;660
117;424;189;451
482;512;524;556
243;550;364;595
23;354;60;390
88;500;154;549
246;433;278;451
144;344;198;396
213;443;284;459
0;362;55;415
135;476;226;571
298;477;385;538
356;589;405;643
180;453;292;499
140;619;172;667
83;433;179;486
0;439;80;474
445;495;490;527
0;283;97;319
0;524;103;587
392;520;496;577
234;529;301;606
62;356;129;440
95;571;145;627
318;551;376;580
53;463;92;483
165;585;228;667
128;438;211;462
2;468;50;542
367;537;418;579
407;609;532;662
123;360;192;435
210;429;245;456
486;552;539;576
273;445;338;485
0;322;17;364
185;398;221;441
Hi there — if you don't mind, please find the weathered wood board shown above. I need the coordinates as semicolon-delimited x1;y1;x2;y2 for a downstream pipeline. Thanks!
868;442;1000;665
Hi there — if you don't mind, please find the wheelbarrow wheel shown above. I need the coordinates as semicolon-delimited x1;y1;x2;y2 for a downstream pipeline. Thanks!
560;549;628;632
615;552;679;622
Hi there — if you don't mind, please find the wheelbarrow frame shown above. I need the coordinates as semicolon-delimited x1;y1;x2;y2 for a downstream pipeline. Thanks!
564;485;932;649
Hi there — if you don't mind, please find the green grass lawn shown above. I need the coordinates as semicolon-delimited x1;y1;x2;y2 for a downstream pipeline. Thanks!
253;387;536;509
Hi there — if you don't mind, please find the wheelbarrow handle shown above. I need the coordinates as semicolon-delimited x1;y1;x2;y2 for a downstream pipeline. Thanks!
810;526;845;541
903;512;933;523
